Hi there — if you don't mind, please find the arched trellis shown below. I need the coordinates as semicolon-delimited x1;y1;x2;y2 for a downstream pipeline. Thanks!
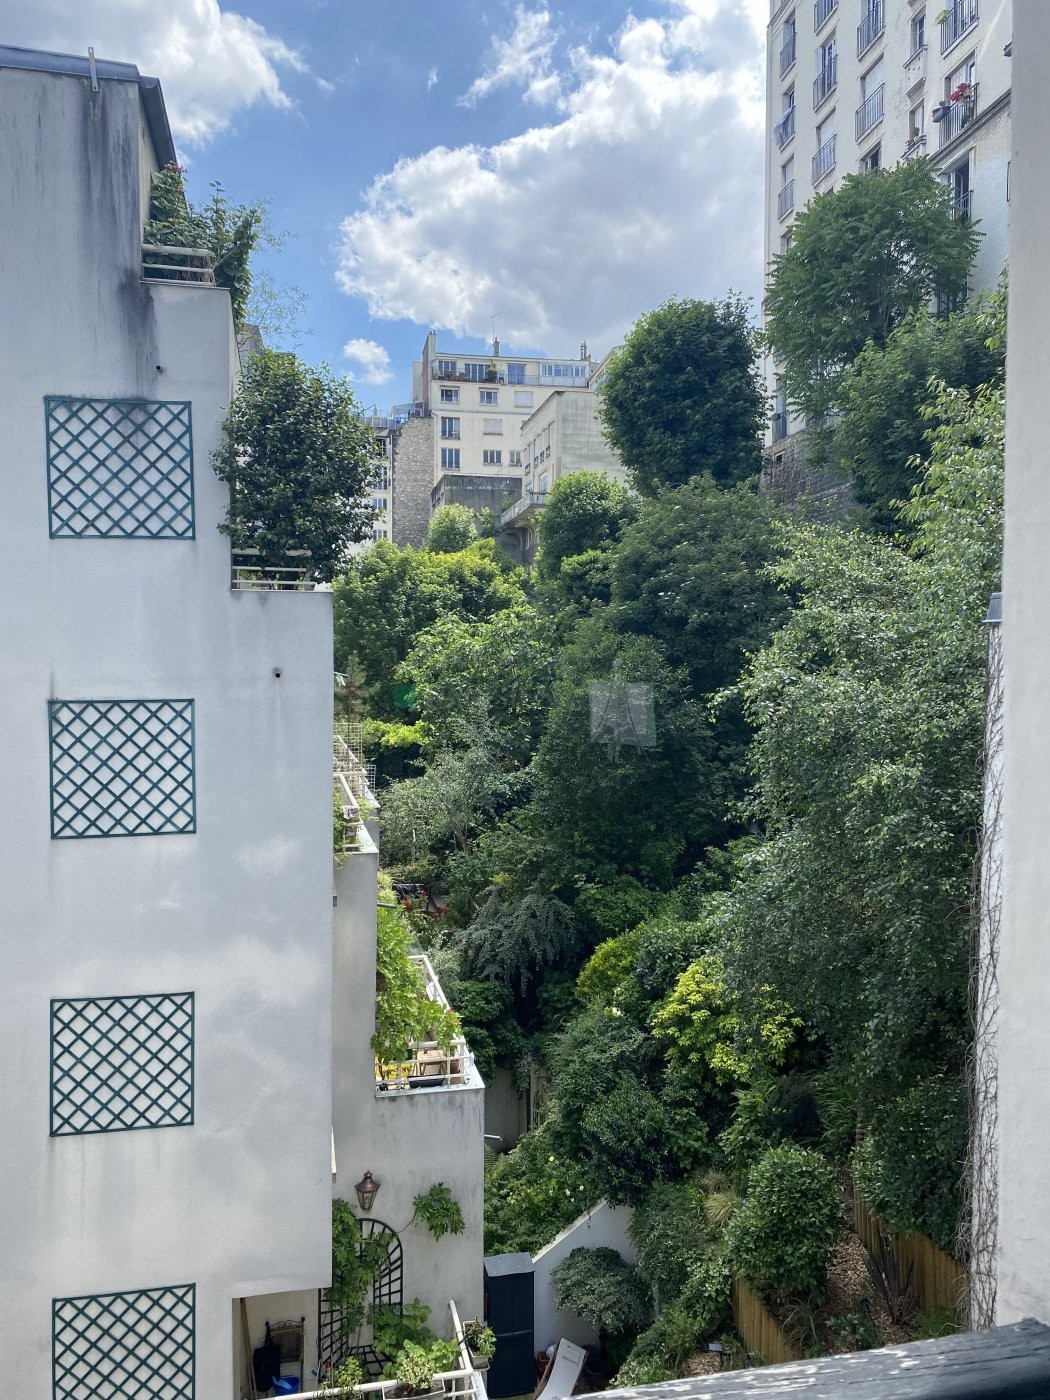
317;1219;404;1377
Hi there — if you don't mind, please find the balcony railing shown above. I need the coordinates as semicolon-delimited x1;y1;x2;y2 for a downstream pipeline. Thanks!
778;179;795;219
774;105;796;148
306;1301;487;1400
905;44;927;94
500;488;551;527
856;83;885;140
857;2;884;56
772;410;788;443
230;549;315;591
813;57;837;109
814;0;837;30
937;83;978;147
431;366;589;388
902;132;928;159
375;953;475;1093
141;243;216;286
951;189;973;220
779;31;796;75
940;0;978;54
812;134;836;183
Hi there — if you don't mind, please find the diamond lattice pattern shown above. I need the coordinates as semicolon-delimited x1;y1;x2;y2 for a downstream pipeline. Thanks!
46;397;194;538
49;699;196;838
53;1283;195;1399
51;993;194;1136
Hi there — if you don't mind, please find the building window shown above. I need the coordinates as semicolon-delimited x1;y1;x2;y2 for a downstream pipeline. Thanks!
780;11;797;75
814;32;837;107
940;0;979;57
775;86;796;147
780;230;794;254
51;992;194;1136
509;450;522;465
435;359;457;377
53;1283;195;1400
856;56;884;139
377;463;390;490
465;362;491;382
772;376;788;442
483;450;503;465
910;9;926;55
514;390;534;408
45;397;194;539
441;447;461;470
948;156;972;218
507;363;526;384
540;363;587;379
861;143;881;170
440;387;459;403
479;389;499;405
49;698;196;839
812;115;836;182
778;155;795;219
483;418;503;435
440;416;460;439
857;0;883;58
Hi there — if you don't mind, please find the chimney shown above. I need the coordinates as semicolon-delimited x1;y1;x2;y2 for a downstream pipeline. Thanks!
493;336;500;356
580;340;589;360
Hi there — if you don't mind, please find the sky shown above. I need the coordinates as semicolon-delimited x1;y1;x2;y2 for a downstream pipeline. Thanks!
3;0;769;406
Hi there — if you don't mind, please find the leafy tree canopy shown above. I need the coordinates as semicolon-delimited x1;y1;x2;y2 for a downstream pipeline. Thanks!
598;295;764;494
212;350;380;580
535;472;637;581
764;161;981;422
425;504;479;553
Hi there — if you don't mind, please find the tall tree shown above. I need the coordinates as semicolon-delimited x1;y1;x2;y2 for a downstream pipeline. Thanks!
764;161;981;423
597;296;764;495
535;473;637;580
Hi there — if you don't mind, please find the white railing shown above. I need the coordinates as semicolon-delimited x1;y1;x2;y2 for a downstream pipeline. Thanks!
302;1302;485;1400
231;549;315;591
141;243;216;285
375;953;473;1092
334;735;377;803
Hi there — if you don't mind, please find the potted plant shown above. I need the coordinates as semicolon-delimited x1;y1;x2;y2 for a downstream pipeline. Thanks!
462;1319;496;1371
931;102;950;122
384;1340;459;1399
324;1355;364;1398
950;81;971;103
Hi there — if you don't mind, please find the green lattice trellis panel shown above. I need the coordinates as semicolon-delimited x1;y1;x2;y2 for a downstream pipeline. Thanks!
53;1283;195;1400
45;396;194;539
51;993;194;1136
49;699;196;839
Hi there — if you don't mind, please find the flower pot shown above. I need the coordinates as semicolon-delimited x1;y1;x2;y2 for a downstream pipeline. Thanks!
469;1351;492;1372
932;104;949;122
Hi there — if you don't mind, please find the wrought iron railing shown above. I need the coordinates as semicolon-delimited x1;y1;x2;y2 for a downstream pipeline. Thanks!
857;2;883;56
856;83;885;140
938;83;978;147
813;57;837;109
777;179;795;220
774;105;796;148
814;0;837;30
940;0;978;54
779;32;796;75
812;134;836;184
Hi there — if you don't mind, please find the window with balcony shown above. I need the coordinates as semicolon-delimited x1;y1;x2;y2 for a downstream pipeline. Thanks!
812;117;836;183
814;34;837;107
778;156;795;219
857;0;883;57
479;388;498;405
814;0;837;31
507;363;526;384
940;0;978;55
906;101;926;155
483;418;503;435
948;157;972;219
861;143;882;171
441;447;461;470
465;362;492;382
440;416;460;439
440;387;459;403
937;56;977;147
856;57;885;139
775;87;796;147
435;358;457;377
780;11;797;74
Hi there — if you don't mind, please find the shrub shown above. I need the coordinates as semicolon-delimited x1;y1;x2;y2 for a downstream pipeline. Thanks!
725;1145;842;1300
676;1253;731;1337
629;1182;709;1306
483;1126;599;1256
550;1247;652;1336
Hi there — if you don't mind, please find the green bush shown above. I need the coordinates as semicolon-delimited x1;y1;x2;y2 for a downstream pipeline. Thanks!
550;1247;652;1336
725;1145;842;1300
483;1126;599;1256
629;1182;709;1306
676;1253;731;1337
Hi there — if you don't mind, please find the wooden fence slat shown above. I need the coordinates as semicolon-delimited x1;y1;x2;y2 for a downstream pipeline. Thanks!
853;1187;966;1315
731;1275;802;1365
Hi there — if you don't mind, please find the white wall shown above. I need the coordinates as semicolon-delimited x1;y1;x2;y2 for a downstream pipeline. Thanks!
995;0;1050;1328
532;1203;636;1352
0;64;333;1393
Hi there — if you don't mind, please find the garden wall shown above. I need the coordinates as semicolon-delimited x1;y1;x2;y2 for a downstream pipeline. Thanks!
532;1202;636;1352
853;1190;965;1316
730;1277;801;1366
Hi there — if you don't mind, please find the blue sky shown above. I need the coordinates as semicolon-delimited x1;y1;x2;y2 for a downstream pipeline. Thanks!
6;0;768;406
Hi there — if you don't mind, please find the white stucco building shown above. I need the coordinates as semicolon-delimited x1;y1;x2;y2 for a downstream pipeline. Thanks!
0;45;485;1398
763;0;1011;447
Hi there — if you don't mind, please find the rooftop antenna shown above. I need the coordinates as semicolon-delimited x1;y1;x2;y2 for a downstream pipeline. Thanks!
490;311;501;355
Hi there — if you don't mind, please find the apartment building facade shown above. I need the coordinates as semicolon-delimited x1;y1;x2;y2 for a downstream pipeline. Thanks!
0;47;335;1394
764;0;1012;446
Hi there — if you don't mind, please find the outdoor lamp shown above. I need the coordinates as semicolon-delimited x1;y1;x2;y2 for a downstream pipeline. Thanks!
355;1170;381;1212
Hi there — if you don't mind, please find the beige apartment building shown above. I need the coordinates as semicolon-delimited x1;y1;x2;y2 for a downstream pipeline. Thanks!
764;0;1012;448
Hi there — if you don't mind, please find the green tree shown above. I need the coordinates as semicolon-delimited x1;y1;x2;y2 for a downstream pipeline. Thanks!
212;350;380;580
535;472;637;580
764;161;981;422
597;296;764;494
425;504;479;553
551;1248;652;1336
836;290;1004;531
725;1145;841;1300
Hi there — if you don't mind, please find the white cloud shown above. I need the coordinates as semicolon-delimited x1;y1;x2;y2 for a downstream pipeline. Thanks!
459;5;561;108
336;2;767;356
342;339;393;386
3;0;315;145
427;66;439;92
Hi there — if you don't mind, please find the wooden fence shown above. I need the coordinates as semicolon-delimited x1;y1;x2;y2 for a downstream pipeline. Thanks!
853;1188;966;1315
730;1275;802;1365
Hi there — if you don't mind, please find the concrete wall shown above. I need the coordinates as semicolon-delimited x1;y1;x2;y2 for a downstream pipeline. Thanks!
532;1203;636;1352
0;63;333;1393
392;415;435;548
485;1070;529;1151
995;0;1050;1327
332;838;486;1330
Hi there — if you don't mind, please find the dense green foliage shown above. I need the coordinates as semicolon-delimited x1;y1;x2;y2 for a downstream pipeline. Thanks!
212;350;381;579
550;1247;652;1335
425;504;479;553
597;296;764;493
725;1146;842;1299
535;473;637;581
764;162;980;421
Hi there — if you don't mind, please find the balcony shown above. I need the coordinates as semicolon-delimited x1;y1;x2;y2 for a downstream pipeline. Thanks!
774;105;796;148
936;82;978;148
940;0;978;54
856;83;885;140
778;179;795;219
500;487;550;528
812;134;837;184
306;1301;488;1400
141;242;216;286
374;953;477;1093
813;57;837;109
814;0;837;31
951;189;973;220
431;365;589;388
779;32;796;75
857;2;884;57
902;132;928;159
772;409;788;442
904;43;927;95
230;549;315;591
